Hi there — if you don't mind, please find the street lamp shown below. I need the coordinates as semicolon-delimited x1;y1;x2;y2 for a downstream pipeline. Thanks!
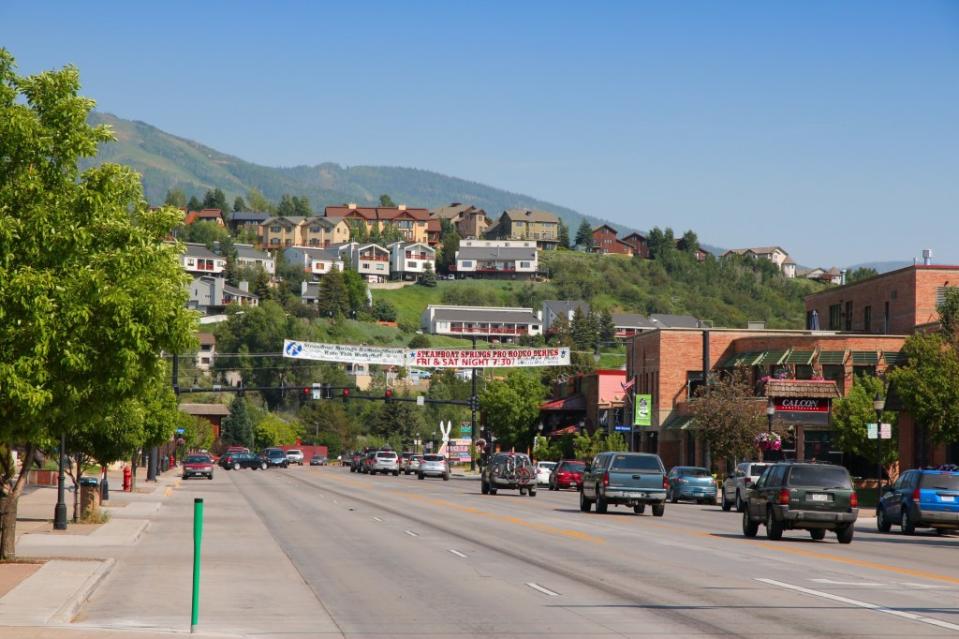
766;400;775;433
873;392;886;493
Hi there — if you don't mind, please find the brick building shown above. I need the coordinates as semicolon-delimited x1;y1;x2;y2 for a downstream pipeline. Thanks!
540;369;628;437
805;264;959;334
590;225;634;255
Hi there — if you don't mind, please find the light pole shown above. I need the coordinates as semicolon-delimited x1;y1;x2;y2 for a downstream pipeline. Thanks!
873;392;886;493
766;400;776;461
53;432;67;530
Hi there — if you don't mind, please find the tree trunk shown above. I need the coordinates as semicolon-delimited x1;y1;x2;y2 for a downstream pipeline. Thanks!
0;443;36;561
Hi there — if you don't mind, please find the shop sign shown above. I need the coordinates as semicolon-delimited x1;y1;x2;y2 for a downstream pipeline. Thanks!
408;347;570;368
774;398;830;413
633;394;652;426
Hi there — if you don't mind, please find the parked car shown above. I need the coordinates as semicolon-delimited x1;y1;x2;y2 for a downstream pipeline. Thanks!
742;462;858;543
370;450;400;475
580;452;667;516
535;461;557;485
877;467;959;535
418;454;450;480
225;446;250;454
350;451;364;473
183;454;215;480
222;451;267;470
286;449;305;465
481;452;536;496
310;455;328;466
403;454;422;475
262;448;290;468
667;466;718;504
548;459;586;491
722;462;770;512
361;450;379;474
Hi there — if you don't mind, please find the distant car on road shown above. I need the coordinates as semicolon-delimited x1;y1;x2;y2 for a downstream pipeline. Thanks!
285;449;305;465
667;466;717;504
742;462;858;543
722;462;770;512
402;454;421;475
877;467;959;535
580;452;667;516
349;451;364;473
535;461;556;485
482;452;536;496
222;451;266;470
310;455;328;466
548;459;585;491
183;454;215;480
370;450;400;476
418;454;450;481
262;448;290;468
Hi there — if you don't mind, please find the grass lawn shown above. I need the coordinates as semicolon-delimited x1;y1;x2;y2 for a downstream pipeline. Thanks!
372;280;544;327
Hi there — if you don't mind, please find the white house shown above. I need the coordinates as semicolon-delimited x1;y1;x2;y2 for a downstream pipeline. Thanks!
723;246;796;278
196;333;216;371
455;243;538;279
421;305;543;342
187;276;258;315
181;242;227;276
338;242;390;283
235;243;275;276
542;300;590;332
388;241;436;280
284;246;345;278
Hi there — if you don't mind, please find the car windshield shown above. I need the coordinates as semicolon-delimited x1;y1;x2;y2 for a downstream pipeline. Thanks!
539;462;556;469
267;450;286;458
287;450;301;454
788;465;852;488
423;455;444;462
185;456;209;463
561;461;586;472
748;464;769;476
920;473;959;491
610;455;662;472
377;452;397;458
679;467;710;477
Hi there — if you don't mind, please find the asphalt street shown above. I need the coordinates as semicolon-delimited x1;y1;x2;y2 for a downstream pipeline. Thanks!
223;466;959;638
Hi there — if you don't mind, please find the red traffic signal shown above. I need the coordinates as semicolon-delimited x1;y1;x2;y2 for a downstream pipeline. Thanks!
342;388;350;401
385;388;393;400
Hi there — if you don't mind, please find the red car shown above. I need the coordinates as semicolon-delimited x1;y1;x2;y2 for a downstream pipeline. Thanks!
183;454;215;480
548;459;586;491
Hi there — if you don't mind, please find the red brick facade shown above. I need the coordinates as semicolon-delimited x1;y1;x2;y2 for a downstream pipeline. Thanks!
804;265;959;334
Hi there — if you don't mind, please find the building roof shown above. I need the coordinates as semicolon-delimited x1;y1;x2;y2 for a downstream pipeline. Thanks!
391;241;435;253
763;379;841;399
223;284;257;299
649;314;701;329
724;246;788;257
230;211;270;223
178;403;230;417
782;256;797;265
197;333;216;346
289;245;342;261
622;232;647;242
431;203;484;220
325;205;431;221
457;246;537;261
432;307;541;324
302;281;321;298
262;216;306;227
612;313;656;329
182;242;220;259
544;300;590;317
234;244;271;260
592;224;619;234
502;209;559;224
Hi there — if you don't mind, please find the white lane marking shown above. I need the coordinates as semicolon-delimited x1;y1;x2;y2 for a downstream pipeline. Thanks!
757;578;959;632
448;549;467;558
900;582;951;590
404;530;419;537
372;516;383;522
526;582;560;597
811;579;883;586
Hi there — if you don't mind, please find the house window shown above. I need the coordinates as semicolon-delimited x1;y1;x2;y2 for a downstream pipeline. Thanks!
408;261;417;268
461;260;473;267
864;306;872;333
844;301;853;331
519;261;530;268
884;301;890;333
270;238;279;246
310;226;321;232
828;304;841;330
270;225;281;232
309;239;319;246
376;264;384;270
284;239;292;247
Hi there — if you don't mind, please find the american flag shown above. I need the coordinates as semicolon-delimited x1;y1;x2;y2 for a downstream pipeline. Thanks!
621;377;636;392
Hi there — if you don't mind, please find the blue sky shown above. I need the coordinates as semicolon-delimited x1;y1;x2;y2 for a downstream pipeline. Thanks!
3;1;957;266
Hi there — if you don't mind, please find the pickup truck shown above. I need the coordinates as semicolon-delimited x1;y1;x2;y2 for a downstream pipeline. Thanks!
580;452;668;516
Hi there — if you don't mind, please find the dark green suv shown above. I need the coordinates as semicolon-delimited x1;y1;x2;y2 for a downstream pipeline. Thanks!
742;462;858;544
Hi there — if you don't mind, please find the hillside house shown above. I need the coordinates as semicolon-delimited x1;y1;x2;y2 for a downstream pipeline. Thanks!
431;203;489;238
196;333;216;372
325;204;432;244
183;208;225;227
284;246;345;277
421;305;543;342
300;216;351;248
590;225;634;255
338;242;391;283
260;216;307;248
388;242;436;280
181;242;227;276
235;243;275;276
188;276;258;315
543;300;590;333
621;232;650;259
485;209;560;250
455;241;539;279
723;246;796;278
228;211;269;234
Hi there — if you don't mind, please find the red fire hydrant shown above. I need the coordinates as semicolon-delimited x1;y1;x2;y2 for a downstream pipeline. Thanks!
122;465;133;492
169;454;176;469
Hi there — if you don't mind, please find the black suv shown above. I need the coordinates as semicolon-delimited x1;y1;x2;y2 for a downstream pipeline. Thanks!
262;448;290;468
742;462;858;543
223;451;267;470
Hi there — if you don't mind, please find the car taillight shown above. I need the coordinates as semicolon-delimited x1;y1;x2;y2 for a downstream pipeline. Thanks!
662;476;670;490
849;492;858;508
778;488;791;505
602;472;609;487
744;477;752;484
913;488;920;501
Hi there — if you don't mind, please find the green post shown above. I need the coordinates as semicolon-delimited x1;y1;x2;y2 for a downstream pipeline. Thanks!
191;497;204;633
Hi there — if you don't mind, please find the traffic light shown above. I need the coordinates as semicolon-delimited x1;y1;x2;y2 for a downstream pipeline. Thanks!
341;388;350;403
385;388;393;402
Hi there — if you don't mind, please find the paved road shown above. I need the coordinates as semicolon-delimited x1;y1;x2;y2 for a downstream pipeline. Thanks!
223;466;959;638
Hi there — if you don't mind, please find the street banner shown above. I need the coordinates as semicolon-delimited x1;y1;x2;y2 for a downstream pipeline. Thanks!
633;394;652;426
408;347;570;368
448;438;472;463
283;340;407;366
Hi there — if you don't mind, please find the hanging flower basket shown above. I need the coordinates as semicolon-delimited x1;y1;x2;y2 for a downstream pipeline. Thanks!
755;431;782;452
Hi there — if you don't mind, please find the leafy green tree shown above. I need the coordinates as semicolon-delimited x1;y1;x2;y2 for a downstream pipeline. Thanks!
605;432;628;452
418;262;438;287
253;413;299;448
408;334;431;348
680;230;699;253
222;397;253;448
246;188;273;213
299;401;355;451
253;266;272;300
847;267;879;284
438;226;460;275
557;219;571;249
889;332;959;452
342;268;370;315
372;299;398;322
187;195;203;211
277;194;296;216
480;370;545;451
573;429;607;461
0;49;195;558
574;220;593;249
164;188;187;208
937;287;959;340
181;220;230;246
831;375;897;468
348;220;369;243
183;415;215;452
689;370;766;467
318;270;350;318
379;194;396;207
233;196;247;212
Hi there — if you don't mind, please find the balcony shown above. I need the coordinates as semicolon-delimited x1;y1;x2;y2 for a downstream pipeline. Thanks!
448;325;525;335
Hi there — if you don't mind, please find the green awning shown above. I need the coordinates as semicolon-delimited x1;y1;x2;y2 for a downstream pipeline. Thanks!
818;351;847;365
785;350;815;365
852;351;879;365
719;351;762;368
883;351;907;366
662;413;695;431
757;350;788;366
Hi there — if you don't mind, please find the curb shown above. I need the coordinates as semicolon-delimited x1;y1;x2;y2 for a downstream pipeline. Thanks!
50;558;115;625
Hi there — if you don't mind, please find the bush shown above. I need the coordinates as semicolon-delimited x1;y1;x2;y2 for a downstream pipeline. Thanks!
408;334;431;348
372;299;398;322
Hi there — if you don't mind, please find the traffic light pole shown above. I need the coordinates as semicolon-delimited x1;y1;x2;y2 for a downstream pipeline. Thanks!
470;336;478;472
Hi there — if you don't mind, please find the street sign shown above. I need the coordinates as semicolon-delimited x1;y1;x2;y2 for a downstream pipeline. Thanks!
416;395;425;406
614;425;631;432
867;423;878;440
311;383;323;400
880;423;892;440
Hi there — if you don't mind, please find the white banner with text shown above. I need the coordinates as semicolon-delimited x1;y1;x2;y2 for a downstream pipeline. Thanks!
283;340;570;368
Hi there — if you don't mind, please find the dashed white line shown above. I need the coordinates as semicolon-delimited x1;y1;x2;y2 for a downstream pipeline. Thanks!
404;530;419;537
372;516;383;522
448;549;467;558
811;579;883;586
757;578;959;632
526;582;560;597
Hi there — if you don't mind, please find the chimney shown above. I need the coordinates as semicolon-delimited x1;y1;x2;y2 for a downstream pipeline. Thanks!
922;249;933;266
238;281;249;292
840;269;847;285
398;204;407;211
348;203;357;210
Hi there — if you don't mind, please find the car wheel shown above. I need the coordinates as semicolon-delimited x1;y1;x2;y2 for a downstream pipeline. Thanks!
736;491;746;512
742;510;759;537
489;486;497;495
809;529;826;541
418;473;424;480
766;508;783;541
519;487;527;495
836;524;854;544
393;470;399;477
443;474;450;481
260;462;267;470
721;494;732;512
208;474;213;480
595;493;608;514
481;479;489;494
900;509;916;535
579;490;592;512
876;507;892;533
652;503;665;517
528;489;536;497
233;462;241;471
670;489;679;504
634;505;645;515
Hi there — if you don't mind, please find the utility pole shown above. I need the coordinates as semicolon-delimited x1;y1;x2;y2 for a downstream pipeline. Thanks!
53;433;67;530
470;335;478;472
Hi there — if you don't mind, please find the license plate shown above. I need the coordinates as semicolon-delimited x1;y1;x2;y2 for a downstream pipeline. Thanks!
941;496;956;503
809;493;829;502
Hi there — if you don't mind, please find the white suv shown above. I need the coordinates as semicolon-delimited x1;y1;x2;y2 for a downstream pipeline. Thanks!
285;449;305;465
370;451;400;476
722;462;769;511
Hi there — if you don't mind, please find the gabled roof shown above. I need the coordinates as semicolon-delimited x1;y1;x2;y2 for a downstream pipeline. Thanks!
182;243;220;259
223;284;257;299
431;203;484;219
324;206;431;221
592;224;619;234
544;300;590;317
622;232;647;241
302;216;341;229
649;314;700;328
612;313;656;329
262;216;306;227
725;246;788;257
391;241;435;252
502;209;559;224
234;244;271;261
179;403;230;417
287;246;342;261
197;333;216;346
230;211;270;223
457;246;537;261
432;307;541;324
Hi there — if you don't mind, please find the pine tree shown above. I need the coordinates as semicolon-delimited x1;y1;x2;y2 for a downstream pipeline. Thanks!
557;219;570;249
164;188;187;208
222;397;253;448
202;188;228;212
598;309;616;343
233;196;247;212
574;220;593;249
379;194;396;207
187;195;202;212
319;270;349;318
571;306;597;349
418;262;437;287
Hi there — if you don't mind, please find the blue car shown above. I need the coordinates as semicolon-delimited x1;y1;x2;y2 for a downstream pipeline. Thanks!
877;467;959;535
667;466;718;504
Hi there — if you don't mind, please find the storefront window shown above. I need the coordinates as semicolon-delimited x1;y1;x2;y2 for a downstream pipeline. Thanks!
794;365;813;380
822;365;845;394
804;430;841;465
